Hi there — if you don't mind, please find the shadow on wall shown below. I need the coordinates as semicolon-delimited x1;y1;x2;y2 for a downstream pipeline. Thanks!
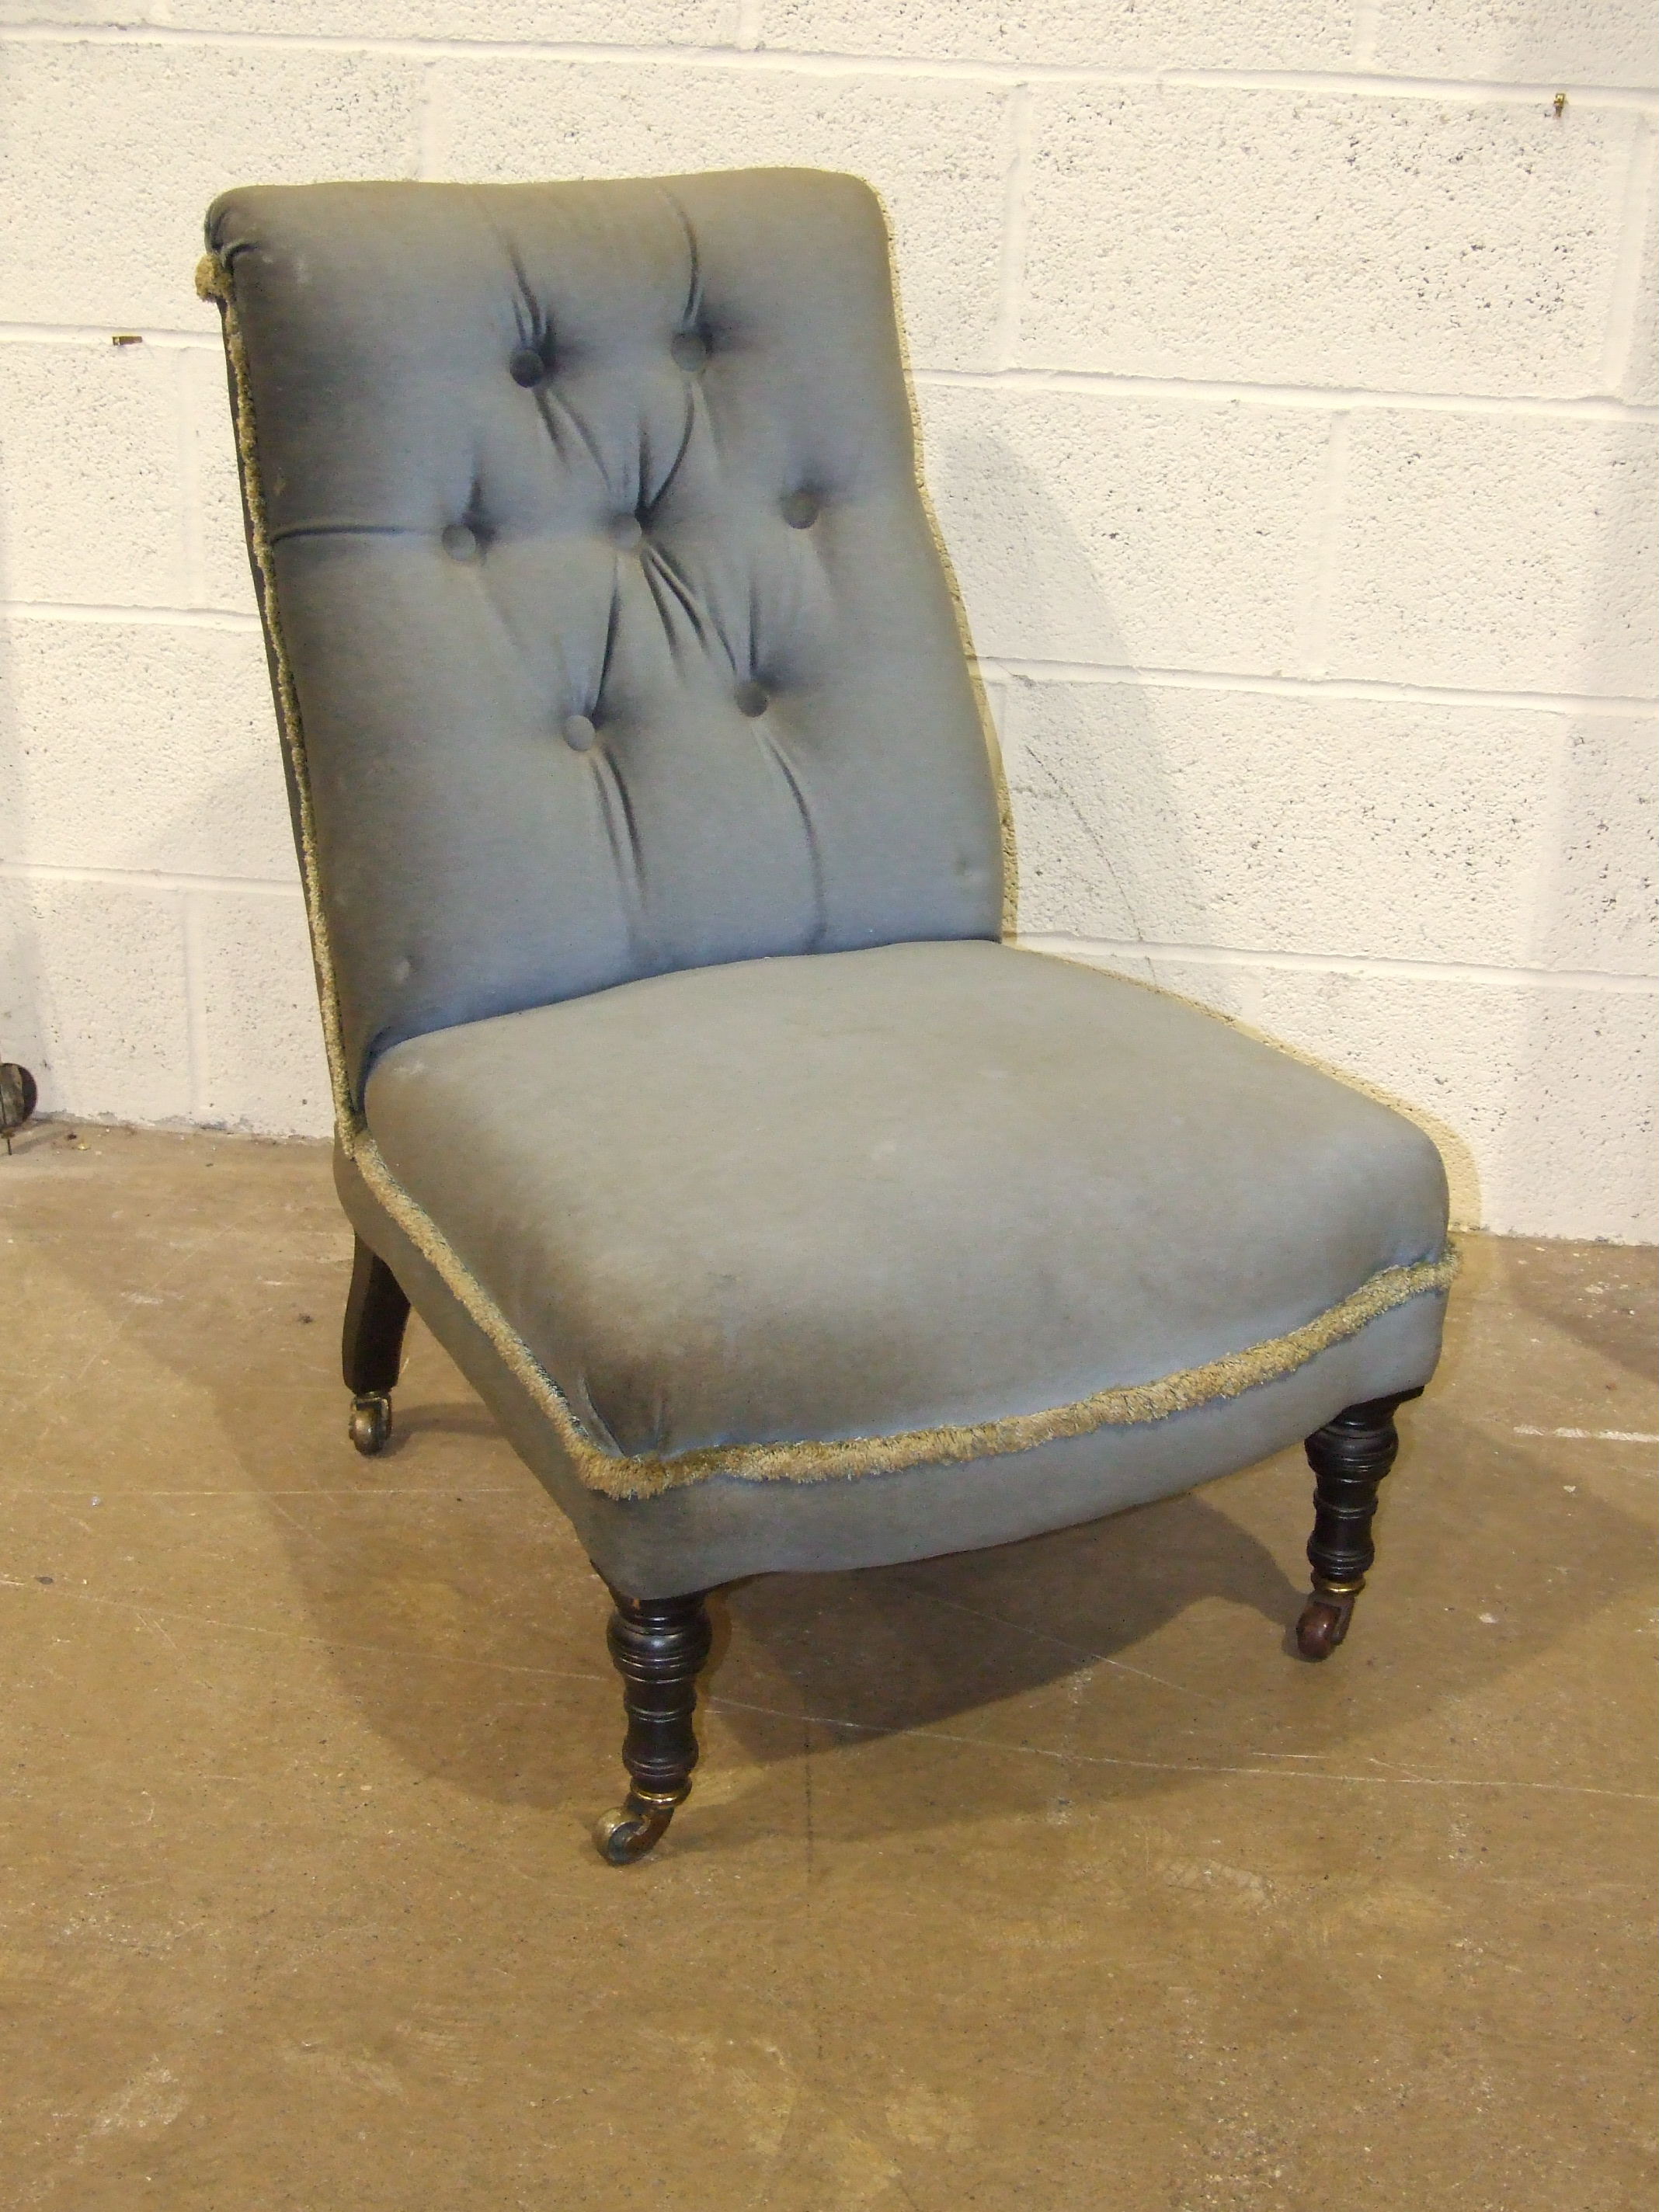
0;325;332;1137
924;420;1209;966
1513;415;1657;1240
927;419;1485;1222
1466;29;1655;1238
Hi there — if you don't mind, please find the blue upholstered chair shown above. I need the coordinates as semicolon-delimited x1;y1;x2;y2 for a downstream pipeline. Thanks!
199;171;1454;1862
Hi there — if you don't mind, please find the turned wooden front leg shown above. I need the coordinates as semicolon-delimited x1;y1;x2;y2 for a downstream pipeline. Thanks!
1296;1389;1421;1660
594;1588;713;1864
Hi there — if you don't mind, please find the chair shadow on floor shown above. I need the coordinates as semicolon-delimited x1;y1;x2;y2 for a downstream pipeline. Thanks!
257;1346;1659;1851
345;1355;1321;1847
16;1141;1654;1849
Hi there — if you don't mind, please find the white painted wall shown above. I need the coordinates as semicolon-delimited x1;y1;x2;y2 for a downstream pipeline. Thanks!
0;2;1654;1237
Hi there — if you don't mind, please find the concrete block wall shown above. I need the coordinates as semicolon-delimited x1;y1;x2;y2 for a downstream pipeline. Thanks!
1;2;1654;1237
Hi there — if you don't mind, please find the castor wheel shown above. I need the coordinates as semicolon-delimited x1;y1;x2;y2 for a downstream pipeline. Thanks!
1296;1585;1358;1660
594;1791;680;1865
349;1391;392;1456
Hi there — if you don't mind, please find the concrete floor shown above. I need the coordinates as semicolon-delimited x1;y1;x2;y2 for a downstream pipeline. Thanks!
2;1124;1654;2211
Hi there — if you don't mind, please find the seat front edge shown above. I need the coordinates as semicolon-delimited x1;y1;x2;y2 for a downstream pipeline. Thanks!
341;1133;1457;1503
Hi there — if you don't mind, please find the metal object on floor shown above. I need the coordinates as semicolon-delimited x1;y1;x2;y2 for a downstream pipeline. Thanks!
1;1063;38;1156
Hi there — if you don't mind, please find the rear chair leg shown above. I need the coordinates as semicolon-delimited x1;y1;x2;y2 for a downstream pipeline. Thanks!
343;1233;410;1456
1296;1389;1421;1660
594;1588;713;1865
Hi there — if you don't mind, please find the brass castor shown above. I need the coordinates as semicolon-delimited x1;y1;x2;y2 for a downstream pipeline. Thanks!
1296;1581;1359;1661
594;1789;684;1865
349;1391;392;1456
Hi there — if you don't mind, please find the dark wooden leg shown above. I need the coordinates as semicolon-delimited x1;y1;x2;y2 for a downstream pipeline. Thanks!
593;1587;712;1865
1296;1388;1421;1660
342;1233;409;1456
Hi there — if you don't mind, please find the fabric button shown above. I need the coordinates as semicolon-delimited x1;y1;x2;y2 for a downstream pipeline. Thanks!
670;331;709;372
440;523;479;562
781;491;819;529
735;680;769;718
610;514;644;551
562;715;597;753
509;345;546;388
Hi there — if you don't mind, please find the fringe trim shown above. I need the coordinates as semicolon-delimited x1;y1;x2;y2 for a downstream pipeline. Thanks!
203;245;1454;1507
198;250;363;1143
354;1126;1455;1501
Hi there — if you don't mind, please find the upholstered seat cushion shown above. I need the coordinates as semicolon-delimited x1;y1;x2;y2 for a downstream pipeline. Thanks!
363;938;1449;1490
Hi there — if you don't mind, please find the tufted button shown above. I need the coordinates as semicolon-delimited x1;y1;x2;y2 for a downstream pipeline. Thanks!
781;491;819;529
734;680;770;718
562;714;597;753
670;330;709;373
509;345;547;388
610;514;644;551
440;523;479;562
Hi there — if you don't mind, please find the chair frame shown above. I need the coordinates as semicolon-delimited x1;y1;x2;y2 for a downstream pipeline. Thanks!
340;1231;1419;1861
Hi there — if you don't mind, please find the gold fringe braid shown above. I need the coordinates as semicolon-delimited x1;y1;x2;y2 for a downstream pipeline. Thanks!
197;251;360;1143
362;1115;1456;1504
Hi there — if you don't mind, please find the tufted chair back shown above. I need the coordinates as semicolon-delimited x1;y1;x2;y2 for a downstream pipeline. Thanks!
204;171;1003;1107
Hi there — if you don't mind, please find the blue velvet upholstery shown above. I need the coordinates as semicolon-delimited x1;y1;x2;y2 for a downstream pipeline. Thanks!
201;170;1451;1598
206;172;1001;1102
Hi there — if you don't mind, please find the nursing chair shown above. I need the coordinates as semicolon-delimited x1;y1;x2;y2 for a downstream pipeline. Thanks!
199;171;1453;1862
